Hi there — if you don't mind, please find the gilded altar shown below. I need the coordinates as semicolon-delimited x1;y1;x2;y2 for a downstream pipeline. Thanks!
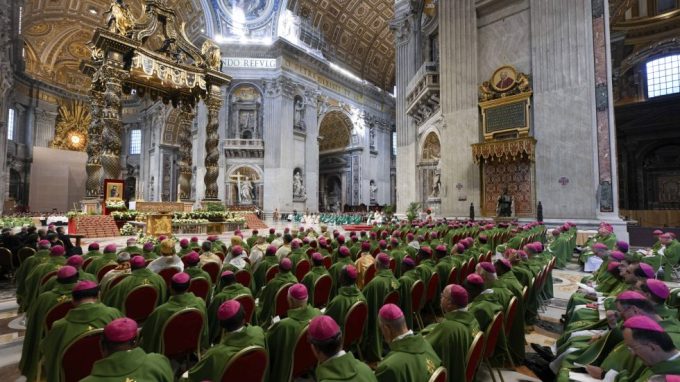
146;213;173;237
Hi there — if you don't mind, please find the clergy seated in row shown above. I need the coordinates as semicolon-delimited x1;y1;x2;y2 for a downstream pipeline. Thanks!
85;244;118;276
99;251;132;293
147;239;184;273
642;232;680;281
139;272;208;354
255;258;297;326
288;239;310;274
82;242;101;260
248;235;269;267
102;255;167;311
579;223;617;266
267;283;321;382
222;245;248;273
183;251;213;298
422;284;481;382
199;241;223;268
252;244;279;292
187;300;266;382
328;245;353;296
81;318;174;382
397;257;419;330
374;304;442;382
177;238;191;257
309;315;377;382
118;237;142;257
207;270;252;344
354;242;375;290
361;253;400;362
141;242;159;261
325;264;366;330
302;252;332;303
39;255;96;295
41;281;123;382
21;245;68;314
275;234;293;261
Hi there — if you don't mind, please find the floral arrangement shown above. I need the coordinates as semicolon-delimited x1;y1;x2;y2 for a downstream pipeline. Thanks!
0;217;35;229
172;218;209;225
136;233;176;246
111;211;140;221
66;210;86;218
119;223;139;236
105;200;127;211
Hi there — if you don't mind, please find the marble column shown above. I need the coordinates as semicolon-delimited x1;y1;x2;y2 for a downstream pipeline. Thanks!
438;0;479;216
203;85;223;201
177;102;194;201
303;89;319;211
391;1;420;213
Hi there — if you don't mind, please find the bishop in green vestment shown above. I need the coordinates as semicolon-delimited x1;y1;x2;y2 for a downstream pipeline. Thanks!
309;315;377;382
40;280;122;382
325;265;366;331
119;238;142;256
101;255;167;312
256;258;298;325
19;266;78;382
267;284;321;382
81;243;101;260
423;284;481;382
84;244;118;276
80;318;174;382
188;300;266;382
23;245;67;312
375;304;442;382
16;240;52;310
361;256;400;362
328;246;353;297
252;245;280;292
39;255;96;294
302;253;332;305
139;272;209;354
207;270;252;343
397;258;421;330
464;273;509;365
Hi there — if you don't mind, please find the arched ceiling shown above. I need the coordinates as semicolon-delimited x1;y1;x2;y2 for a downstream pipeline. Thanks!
288;0;395;91
22;0;207;94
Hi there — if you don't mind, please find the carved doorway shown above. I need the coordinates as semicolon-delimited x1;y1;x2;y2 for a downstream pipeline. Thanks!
481;158;535;217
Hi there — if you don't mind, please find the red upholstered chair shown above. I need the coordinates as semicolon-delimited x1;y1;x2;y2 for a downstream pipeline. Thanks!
428;366;448;382
383;290;400;306
160;308;205;361
465;332;486;382
295;259;310;282
97;264;117;282
41;270;58;285
234;294;255;323
523;283;531;306
60;329;105;382
482;312;505;382
274;283;294;319
158;268;179;288
426;273;440;316
108;273;130;290
235;270;252;288
343;301;368;359
447;266;459;285
83;257;94;270
17;247;35;266
45;301;75;330
219;346;268;382
124;285;159;323
305;248;315;256
503;297;519;367
322;256;332;270
312;275;332;308
265;266;279;283
201;262;221;284
290;326;315;380
214;252;225;261
363;264;377;286
188;278;211;301
389;258;396;274
411;280;426;330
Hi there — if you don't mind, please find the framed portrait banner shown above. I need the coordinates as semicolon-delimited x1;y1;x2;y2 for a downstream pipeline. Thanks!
103;179;125;215
478;65;533;142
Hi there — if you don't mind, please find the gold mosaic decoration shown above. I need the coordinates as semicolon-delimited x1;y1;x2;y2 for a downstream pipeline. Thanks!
50;101;91;152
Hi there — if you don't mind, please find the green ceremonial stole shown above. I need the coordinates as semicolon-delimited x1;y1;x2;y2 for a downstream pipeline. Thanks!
423;310;481;382
40;302;123;382
101;267;167;312
139;292;208;354
188;325;266;382
361;270;400;363
207;283;252;343
256;271;298;325
266;305;321;382
375;334;442;382
302;266;332;305
325;285;366;332
315;352;377;382
19;282;75;381
23;256;67;311
81;250;101;260
80;347;174;382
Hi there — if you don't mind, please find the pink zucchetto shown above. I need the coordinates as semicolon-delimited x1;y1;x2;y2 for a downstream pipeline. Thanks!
190;236;199;243
104;318;138;343
639;263;656;279
646;279;670;300
280;258;292;271
288;283;308;301
50;246;65;256
402;257;416;268
653;229;664;236
73;280;98;293
379;304;404;321
449;284;469;307
361;242;371;252
478;262;496;273
311;252;324;262
231;246;243;256
179;239;189;248
617;291;647;302
344;264;358;280
266;245;277;255
171;272;191;285
57;265;78;280
623;315;665;333
130;256;145;269
593;243;608;251
66;255;83;268
338;246;350;257
607;261;620;272
217;300;242;321
88;243;99;251
466;273;484;286
143;242;154;251
104;244;117;253
376;253;391;267
308;315;341;342
610;251;625;261
498;258;512;269
184;251;200;265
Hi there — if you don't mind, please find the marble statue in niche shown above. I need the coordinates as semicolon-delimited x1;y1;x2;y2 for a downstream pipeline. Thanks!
231;85;262;139
294;95;306;130
370;180;377;202
293;169;306;198
369;125;376;150
240;177;254;203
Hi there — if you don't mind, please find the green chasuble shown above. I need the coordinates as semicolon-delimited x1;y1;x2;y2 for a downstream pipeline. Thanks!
40;302;122;382
139;292;209;354
16;249;50;309
328;257;353;297
267;305;321;382
188;325;266;382
315;351;377;382
101;267;167;312
80;347;174;382
361;269;400;362
657;241;680;281
302;266;332;305
256;271;298;325
85;252;117;276
81;250;101;260
19;282;75;382
398;270;420;330
375;333;442;382
40;270;96;294
435;256;457;291
23;256;67;312
325;285;366;331
493;274;527;363
549;235;572;269
619;355;680;382
207;283;252;343
252;255;279;292
119;245;142;256
423;310;481;382
469;291;509;365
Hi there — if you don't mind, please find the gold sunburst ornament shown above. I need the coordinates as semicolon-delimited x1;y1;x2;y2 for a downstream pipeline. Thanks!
50;101;91;152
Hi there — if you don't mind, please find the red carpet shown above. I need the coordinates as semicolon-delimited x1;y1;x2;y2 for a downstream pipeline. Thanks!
244;213;268;230
342;225;374;232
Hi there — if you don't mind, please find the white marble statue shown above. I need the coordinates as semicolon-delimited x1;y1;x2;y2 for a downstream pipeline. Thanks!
294;98;305;129
293;170;305;197
240;176;254;203
370;181;377;201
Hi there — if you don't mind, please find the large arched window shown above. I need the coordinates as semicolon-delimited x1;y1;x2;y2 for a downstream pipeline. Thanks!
646;55;680;98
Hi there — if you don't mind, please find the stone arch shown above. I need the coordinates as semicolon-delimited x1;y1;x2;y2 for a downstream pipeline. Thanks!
162;108;182;145
318;111;353;152
419;130;441;163
227;165;263;206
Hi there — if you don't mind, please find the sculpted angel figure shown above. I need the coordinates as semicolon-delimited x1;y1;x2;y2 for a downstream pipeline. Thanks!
201;40;222;71
106;0;135;36
479;81;495;102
